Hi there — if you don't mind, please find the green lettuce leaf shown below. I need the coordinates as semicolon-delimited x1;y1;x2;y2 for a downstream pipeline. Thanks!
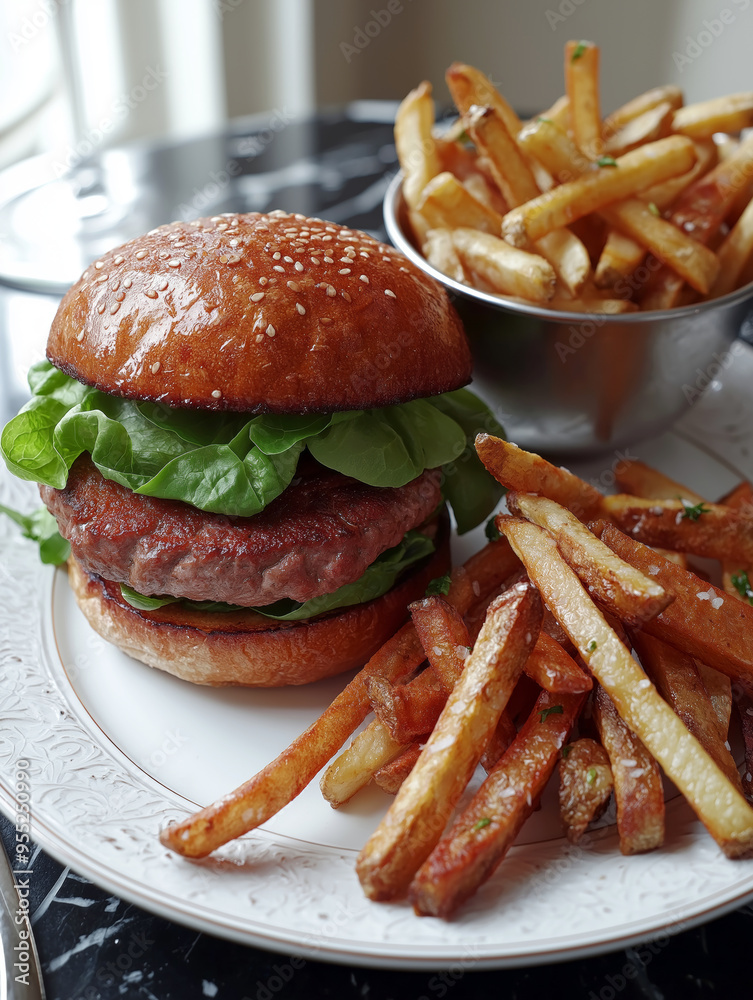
1;361;504;529
0;503;70;565
119;529;435;620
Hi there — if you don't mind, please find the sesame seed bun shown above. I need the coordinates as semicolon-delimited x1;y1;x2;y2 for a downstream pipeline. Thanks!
47;211;472;412
66;510;450;687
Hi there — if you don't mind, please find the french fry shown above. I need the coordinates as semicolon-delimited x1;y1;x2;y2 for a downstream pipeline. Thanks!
410;688;586;918
422;228;467;282
640;139;718;210
525;630;592;693
738;694;753;800
613;458;705;504
593;685;665;854
718;481;753;605
594;228;646;289
548;294;638;313
603;84;684;137
501;136;697;248
642;132;753;308
445;62;523;137
604;101;674;157
374;743;422;795
499;516;753;858
395;81;440;211
517;117;586;183
451;228;557;301
565;40;603;159
535;227;592;295
540;94;570;129
600;494;753;565
631;632;741;790
410;595;471;692
367;670;445;744
558;737;613;843
710;194;753;296
320;540;524;806
416;171;504;235
475;433;605;520
601;198;720;293
161;619;427;856
467;105;540;206
592;521;753;689
506;491;673;626
672;93;753;139
696;661;733;737
356;581;543;901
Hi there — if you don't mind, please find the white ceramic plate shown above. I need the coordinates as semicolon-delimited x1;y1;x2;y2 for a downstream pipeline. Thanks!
2;342;753;970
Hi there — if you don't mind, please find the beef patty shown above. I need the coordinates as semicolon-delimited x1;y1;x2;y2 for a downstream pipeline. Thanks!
41;456;442;607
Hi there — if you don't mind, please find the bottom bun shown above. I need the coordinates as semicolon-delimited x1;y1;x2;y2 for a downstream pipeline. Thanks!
66;512;450;686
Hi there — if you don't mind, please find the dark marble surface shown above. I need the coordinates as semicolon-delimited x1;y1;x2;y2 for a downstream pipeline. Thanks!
1;106;753;999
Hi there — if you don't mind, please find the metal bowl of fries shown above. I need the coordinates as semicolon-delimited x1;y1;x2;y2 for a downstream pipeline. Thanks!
385;171;753;456
385;55;753;456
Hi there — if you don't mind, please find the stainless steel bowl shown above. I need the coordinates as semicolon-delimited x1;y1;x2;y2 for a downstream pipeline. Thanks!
384;171;753;456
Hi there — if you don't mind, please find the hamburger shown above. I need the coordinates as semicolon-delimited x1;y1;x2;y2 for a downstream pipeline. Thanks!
1;211;502;686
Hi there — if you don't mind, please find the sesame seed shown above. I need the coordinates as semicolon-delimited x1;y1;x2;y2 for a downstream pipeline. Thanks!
340;257;352;264
383;256;391;262
225;254;241;264
273;252;281;260
273;265;285;272
296;302;306;315
284;255;293;263
360;252;370;257
212;389;222;398
342;291;351;302
157;279;168;291
322;235;333;241
115;291;125;301
111;280;120;291
113;255;124;265
385;289;396;298
94;260;104;269
229;239;239;247
216;223;228;231
97;303;106;314
359;275;369;284
287;280;300;291
158;250;170;259
123;278;132;288
339;268;351;275
323;256;334;263
250;292;265;302
168;259;181;267
110;302;121;314
320;317;332;324
294;261;304;272
135;250;148;260
310;257;320;265
76;330;84;341
259;276;268;286
145;290;158;299
326;285;336;297
151;361;161;374
255;334;264;343
266;324;276;337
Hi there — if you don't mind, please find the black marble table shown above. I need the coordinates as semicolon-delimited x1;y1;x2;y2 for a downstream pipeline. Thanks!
1;106;753;1000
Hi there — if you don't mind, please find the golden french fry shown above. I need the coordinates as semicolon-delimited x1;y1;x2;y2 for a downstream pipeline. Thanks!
613;459;705;504
696;661;733;737
445;62;522;137
601;198;721;293
451;228;557;301
640;139;718;210
711;194;753;296
410;687;585;918
548;294;638;313
565;40;603;159
517;117;586;183
525;630;592;693
467;105;540;206
593;685;665;854
594;227;646;288
600;494;753;565
673;93;753;139
631;632;740;789
592;521;753;688
499;516;753;859
506;491;673;626
535;228;592;296
356;581;542;901
603;84;684;137
367;670;445;745
395;81;440;211
321;718;404;808
476;432;605;520
604;101;674;157
374;743;422;795
422;227;467;282
540;94;570;129
417;171;504;234
558;737;613;843
501;136;697;248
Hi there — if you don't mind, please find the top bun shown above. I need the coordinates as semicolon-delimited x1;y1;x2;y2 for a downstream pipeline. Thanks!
47;211;472;413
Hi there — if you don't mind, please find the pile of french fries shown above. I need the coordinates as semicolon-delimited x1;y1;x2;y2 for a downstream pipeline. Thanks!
160;434;753;921
395;42;753;311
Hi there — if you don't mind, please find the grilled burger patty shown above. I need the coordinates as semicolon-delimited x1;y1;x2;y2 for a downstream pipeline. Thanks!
41;456;442;607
